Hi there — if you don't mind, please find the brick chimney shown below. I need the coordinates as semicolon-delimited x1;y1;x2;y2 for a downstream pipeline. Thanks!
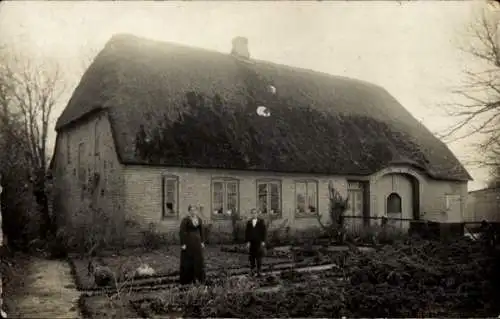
231;36;250;59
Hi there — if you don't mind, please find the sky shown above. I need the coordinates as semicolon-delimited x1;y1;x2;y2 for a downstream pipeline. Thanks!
0;0;492;190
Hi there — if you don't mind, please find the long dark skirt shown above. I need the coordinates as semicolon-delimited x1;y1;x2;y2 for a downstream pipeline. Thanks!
179;217;206;285
180;249;205;285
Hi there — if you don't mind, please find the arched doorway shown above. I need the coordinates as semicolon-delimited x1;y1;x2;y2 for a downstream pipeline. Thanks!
375;173;419;231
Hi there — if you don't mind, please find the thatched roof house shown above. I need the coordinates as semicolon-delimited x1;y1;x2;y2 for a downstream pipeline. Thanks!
52;34;471;242
56;33;469;180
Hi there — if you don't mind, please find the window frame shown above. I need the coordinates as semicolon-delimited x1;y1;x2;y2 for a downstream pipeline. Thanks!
256;179;282;218
211;177;240;219
445;194;461;211
161;175;179;219
294;179;319;218
66;134;71;164
347;181;364;215
386;192;402;215
77;142;86;184
385;192;403;228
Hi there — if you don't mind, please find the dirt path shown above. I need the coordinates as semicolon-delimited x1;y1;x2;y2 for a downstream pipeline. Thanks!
4;256;81;318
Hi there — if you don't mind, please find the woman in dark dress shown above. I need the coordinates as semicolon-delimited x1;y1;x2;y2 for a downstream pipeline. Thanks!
179;205;205;285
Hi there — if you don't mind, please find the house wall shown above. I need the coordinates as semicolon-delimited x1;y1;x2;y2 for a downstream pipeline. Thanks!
422;179;467;223
123;166;344;237
52;112;469;244
123;164;468;239
370;166;467;224
52;112;125;237
466;188;500;222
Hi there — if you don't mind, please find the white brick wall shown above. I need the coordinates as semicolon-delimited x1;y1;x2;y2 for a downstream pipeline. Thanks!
122;166;340;233
123;164;468;234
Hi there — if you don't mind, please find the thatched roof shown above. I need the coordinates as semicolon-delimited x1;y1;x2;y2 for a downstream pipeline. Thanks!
56;34;471;181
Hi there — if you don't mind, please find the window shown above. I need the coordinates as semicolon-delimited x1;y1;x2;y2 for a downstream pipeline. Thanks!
295;180;318;216
386;193;402;215
103;161;108;189
347;181;364;216
212;178;239;217
66;134;71;164
94;122;100;156
386;192;403;228
445;194;461;211
162;175;179;218
77;142;86;184
257;180;281;216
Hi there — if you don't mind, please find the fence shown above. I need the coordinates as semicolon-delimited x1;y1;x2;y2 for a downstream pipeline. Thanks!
341;215;500;241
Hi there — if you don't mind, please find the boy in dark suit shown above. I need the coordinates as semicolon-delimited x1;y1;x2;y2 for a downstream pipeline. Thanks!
245;208;267;277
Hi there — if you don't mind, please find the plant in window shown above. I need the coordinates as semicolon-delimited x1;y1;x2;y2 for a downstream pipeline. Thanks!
212;179;239;218
295;181;318;216
257;181;281;216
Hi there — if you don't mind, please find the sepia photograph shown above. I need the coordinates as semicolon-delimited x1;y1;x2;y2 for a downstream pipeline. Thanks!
0;0;499;318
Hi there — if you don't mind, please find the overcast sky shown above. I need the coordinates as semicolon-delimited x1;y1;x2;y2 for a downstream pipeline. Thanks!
0;1;491;190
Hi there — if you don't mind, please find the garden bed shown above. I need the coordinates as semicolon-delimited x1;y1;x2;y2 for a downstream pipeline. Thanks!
220;243;374;261
79;265;344;318
70;247;292;290
78;238;500;318
79;259;338;295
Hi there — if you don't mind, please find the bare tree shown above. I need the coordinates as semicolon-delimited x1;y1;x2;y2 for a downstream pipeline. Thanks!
441;3;500;173
487;165;500;188
0;49;65;241
1;55;64;171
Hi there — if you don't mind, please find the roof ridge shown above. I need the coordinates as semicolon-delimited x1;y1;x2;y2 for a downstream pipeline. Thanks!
105;33;384;91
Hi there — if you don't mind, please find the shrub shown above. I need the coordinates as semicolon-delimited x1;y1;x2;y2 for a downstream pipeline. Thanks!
290;226;326;246
206;226;233;244
142;223;168;251
0;171;42;251
343;218;411;245
262;214;290;247
230;211;245;244
202;223;213;244
315;181;348;243
59;202;128;255
132;237;500;318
